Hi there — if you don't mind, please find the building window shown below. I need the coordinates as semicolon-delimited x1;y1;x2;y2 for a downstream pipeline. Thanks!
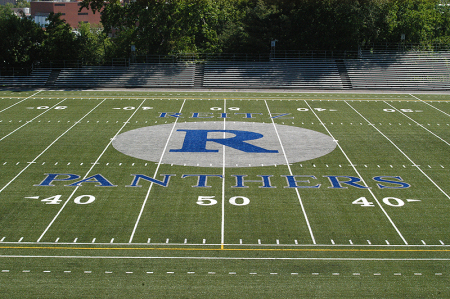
55;3;65;6
78;12;88;15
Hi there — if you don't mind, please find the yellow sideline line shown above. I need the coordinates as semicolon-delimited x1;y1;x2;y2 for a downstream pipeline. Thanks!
1;246;450;252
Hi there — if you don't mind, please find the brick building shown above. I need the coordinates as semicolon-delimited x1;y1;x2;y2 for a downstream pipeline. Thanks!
0;0;15;5
30;0;101;28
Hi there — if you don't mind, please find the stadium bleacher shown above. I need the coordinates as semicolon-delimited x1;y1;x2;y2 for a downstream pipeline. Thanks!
0;69;51;87
53;63;195;88
344;51;450;90
2;51;450;89
202;59;343;89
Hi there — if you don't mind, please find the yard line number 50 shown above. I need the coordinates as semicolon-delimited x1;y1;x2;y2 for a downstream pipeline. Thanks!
197;196;250;206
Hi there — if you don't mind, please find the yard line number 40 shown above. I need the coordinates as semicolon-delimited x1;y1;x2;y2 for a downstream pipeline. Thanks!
353;196;420;207
35;195;96;205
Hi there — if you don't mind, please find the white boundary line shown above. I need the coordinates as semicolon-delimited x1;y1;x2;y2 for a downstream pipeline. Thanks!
304;100;408;245
2;241;450;247
264;100;316;244
0;90;42;114
0;98;67;142
221;99;226;247
0;99;107;197
409;94;450;117
0;255;449;261
345;101;450;201
128;99;186;243
38;99;146;242
383;101;450;147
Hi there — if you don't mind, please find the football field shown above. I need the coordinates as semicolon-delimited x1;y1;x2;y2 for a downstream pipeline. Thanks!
0;89;449;297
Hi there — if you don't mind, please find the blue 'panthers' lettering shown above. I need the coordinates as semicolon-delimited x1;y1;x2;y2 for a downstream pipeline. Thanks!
373;176;410;189
324;175;370;189
65;174;117;187
181;174;223;187
34;173;81;187
282;175;321;188
34;173;410;189
231;175;275;188
126;174;175;187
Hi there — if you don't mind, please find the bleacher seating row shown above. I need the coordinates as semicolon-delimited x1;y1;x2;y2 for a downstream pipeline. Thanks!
53;64;195;88
1;51;450;89
0;69;51;86
344;51;450;90
202;59;343;89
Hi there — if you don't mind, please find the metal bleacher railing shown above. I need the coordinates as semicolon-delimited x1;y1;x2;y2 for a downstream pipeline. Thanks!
1;47;449;89
344;50;450;90
53;64;195;88
0;68;52;87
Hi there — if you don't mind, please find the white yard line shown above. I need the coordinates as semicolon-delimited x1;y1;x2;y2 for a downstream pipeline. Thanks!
38;99;145;243
128;99;186;243
0;99;106;197
0;98;67;142
409;94;450;118
221;99;226;247
345;101;450;201
305;100;408;245
264;100;316;244
0;90;42;114
383;101;450;147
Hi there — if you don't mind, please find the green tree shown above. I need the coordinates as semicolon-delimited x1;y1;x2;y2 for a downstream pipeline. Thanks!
76;22;111;64
0;3;14;17
41;13;79;61
15;0;30;8
78;0;450;55
96;0;228;55
282;0;365;51
235;0;283;53
0;14;44;67
383;0;439;44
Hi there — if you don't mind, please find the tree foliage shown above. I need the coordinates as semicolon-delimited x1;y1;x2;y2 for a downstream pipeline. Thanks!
42;13;79;61
77;22;111;64
85;0;450;55
0;14;44;67
97;0;231;55
2;0;450;68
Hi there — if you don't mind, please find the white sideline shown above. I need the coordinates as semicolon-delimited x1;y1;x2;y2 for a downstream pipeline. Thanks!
0;90;42;114
0;99;106;197
345;101;450;202
128;99;186;243
264;100;316;244
38;99;145;242
0;98;67;142
0;255;449;261
305;100;408;245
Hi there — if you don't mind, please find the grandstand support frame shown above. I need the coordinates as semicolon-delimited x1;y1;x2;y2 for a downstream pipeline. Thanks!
1;49;449;90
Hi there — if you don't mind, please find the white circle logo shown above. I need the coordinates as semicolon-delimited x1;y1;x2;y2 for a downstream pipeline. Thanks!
112;122;336;167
